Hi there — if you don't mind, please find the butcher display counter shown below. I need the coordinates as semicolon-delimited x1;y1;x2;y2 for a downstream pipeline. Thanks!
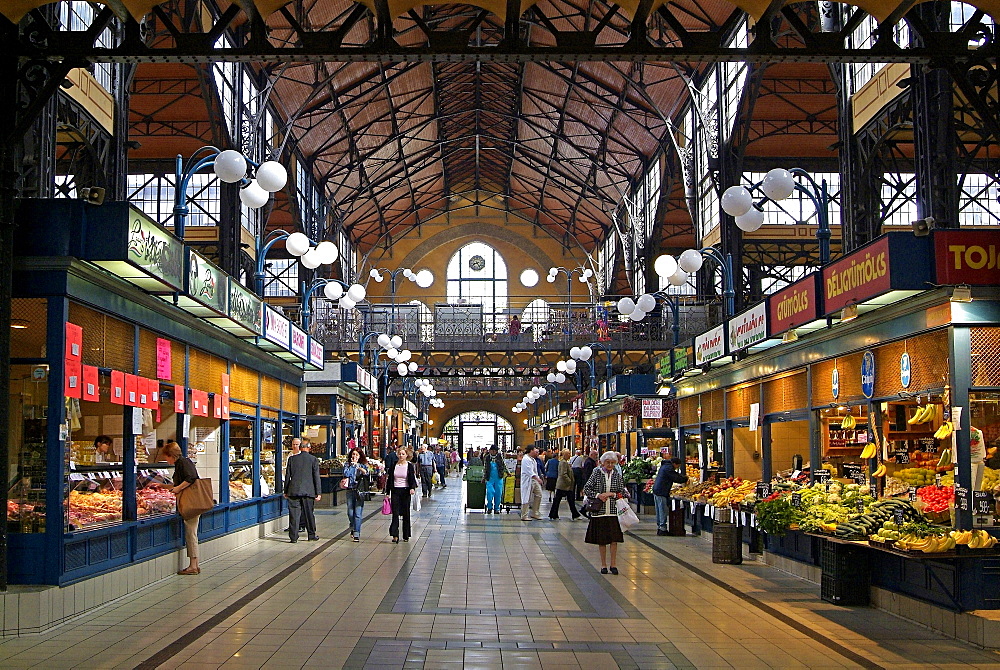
229;461;253;500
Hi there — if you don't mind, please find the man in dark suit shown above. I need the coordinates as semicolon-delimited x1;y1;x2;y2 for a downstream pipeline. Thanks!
285;442;322;542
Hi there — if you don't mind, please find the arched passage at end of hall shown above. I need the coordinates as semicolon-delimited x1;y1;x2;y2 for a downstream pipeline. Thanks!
439;410;515;456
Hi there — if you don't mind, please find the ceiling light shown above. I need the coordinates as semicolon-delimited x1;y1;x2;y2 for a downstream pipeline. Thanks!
782;330;798;343
520;269;539;287
10;319;29;329
950;285;973;303
840;304;858;322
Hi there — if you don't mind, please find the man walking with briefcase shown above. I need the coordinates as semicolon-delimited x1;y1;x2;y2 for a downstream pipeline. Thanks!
285;442;322;542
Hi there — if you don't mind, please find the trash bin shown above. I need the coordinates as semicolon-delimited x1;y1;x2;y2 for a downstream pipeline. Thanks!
712;522;743;564
465;480;486;510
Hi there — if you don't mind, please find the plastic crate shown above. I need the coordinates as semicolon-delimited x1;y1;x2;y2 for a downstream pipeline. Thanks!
712;522;743;564
821;540;870;578
821;573;870;606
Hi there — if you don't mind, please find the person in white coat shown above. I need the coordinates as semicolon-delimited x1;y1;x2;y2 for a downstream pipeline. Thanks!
520;446;544;521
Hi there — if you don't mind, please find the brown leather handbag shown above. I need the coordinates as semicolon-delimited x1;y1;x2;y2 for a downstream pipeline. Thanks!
176;479;214;520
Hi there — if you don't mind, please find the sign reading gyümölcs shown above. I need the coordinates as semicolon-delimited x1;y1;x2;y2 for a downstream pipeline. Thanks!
768;273;820;334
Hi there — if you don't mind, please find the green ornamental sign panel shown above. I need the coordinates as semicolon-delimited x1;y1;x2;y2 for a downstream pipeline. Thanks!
126;209;184;289
187;248;227;314
227;278;263;334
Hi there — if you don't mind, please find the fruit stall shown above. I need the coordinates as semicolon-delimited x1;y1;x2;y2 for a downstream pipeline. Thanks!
9;202;308;585
660;231;1000;612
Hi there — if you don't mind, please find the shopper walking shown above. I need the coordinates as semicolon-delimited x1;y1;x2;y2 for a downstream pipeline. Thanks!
570;449;585;500
548;449;581;521
583;451;628;574
652;456;688;536
544;449;559;502
417;447;435;497
343;448;370;541
389;447;418;543
520;446;544;521
434;446;448;488
285;441;321;543
482;445;509;514
161;442;202;575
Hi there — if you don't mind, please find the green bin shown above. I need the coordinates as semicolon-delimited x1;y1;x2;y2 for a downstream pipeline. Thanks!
465;480;486;510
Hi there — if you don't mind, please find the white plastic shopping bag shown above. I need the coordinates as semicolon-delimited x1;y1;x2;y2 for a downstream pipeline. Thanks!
412;493;421;512
616;497;639;530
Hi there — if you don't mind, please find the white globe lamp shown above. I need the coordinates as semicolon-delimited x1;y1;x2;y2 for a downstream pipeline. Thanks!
323;282;345;300
616;297;635;315
213;150;247;183
255;161;287;192
735;207;765;232
654;254;678;278
285;232;311;256
314;241;339;264
239;180;269;209
678;249;704;273
636;294;656;313
346;284;366;302
761;168;795;201
721;185;753;217
300;249;322;269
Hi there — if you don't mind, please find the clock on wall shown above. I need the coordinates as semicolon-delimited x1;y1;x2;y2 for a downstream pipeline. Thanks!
468;254;486;271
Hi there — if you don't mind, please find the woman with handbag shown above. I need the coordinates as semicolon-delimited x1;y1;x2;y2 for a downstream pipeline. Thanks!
389;447;418;544
582;451;628;575
161;442;203;575
342;448;370;542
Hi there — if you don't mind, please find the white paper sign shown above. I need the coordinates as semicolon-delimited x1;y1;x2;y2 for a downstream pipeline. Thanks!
749;403;760;432
952;406;963;430
131;407;143;435
641;399;662;419
182;413;191;439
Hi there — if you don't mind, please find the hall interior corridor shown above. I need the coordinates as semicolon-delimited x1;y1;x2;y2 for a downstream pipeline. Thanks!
0;478;997;670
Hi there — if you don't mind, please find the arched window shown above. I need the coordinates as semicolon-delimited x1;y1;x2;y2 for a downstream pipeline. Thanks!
521;299;549;343
446;242;508;332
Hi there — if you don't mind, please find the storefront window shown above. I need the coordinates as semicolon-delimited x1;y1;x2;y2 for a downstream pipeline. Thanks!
8;365;49;533
261;420;276;495
228;417;254;500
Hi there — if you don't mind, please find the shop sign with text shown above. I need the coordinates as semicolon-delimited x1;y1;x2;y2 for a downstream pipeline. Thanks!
822;233;932;315
186;248;227;315
933;230;1000;285
264;306;290;348
768;273;820;334
227;278;263;334
126;208;184;290
309;339;324;370
728;302;767;351
641;399;663;419
694;324;726;364
289;324;308;360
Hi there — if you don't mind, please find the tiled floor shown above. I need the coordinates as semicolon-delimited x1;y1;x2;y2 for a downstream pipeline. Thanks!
2;478;1000;669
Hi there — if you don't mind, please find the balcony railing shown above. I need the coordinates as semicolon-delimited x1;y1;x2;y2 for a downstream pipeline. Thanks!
307;297;720;351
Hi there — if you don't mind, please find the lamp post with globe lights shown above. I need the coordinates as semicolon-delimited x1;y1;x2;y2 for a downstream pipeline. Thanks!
300;278;369;332
546;265;594;339
615;290;680;346
173;146;288;242
650;249;735;318
570;343;612;388
368;266;434;335
253;230;341;297
721;167;832;264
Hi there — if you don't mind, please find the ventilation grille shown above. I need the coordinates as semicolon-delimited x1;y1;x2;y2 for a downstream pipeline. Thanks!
971;328;1000;387
727;385;759;419
69;302;134;371
763;372;808;412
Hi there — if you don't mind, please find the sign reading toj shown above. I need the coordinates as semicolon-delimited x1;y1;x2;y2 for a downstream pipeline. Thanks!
694;324;726;364
728;302;767;351
767;273;820;334
933;230;1000;285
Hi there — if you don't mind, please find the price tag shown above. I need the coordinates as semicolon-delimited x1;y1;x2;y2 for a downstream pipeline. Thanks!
870;482;878;498
920;437;938;454
856;499;865;513
814;469;831;483
894;509;905;526
935;473;942;487
756;482;772;499
843;463;863;479
973;491;994;515
955;486;970;512
853;473;867;486
895;450;910;464
908;486;917;502
791;493;802;508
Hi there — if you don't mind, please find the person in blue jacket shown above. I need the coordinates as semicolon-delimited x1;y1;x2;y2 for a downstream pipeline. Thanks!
653;457;688;536
481;445;509;513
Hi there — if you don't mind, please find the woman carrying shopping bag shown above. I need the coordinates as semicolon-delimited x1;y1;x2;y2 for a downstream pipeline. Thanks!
161;442;212;575
582;451;628;575
389;447;418;543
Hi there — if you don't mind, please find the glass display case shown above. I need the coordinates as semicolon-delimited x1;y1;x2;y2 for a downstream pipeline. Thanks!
261;420;276;496
136;465;176;518
67;465;124;530
8;365;49;533
228;418;254;500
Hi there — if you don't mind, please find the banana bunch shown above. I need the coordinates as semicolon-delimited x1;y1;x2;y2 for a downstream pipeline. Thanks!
895;533;955;553
872;462;887;478
860;441;878;459
907;404;936;425
841;414;857;429
937;447;952;468
950;529;998;549
934;422;954;440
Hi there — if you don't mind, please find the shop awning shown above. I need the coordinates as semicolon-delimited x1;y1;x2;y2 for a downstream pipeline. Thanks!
86;203;185;295
204;277;263;338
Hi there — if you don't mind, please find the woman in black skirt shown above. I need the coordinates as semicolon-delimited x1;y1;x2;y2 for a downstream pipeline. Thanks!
582;451;628;575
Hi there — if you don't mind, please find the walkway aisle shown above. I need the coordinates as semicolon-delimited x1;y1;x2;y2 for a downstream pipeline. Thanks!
1;477;999;669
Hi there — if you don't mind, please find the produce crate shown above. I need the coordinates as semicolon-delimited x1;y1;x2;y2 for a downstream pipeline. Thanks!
712;522;743;564
821;573;870;606
822;540;869;579
668;507;686;536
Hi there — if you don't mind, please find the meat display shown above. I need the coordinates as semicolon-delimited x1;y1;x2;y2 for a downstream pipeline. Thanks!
136;487;176;517
68;490;123;527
